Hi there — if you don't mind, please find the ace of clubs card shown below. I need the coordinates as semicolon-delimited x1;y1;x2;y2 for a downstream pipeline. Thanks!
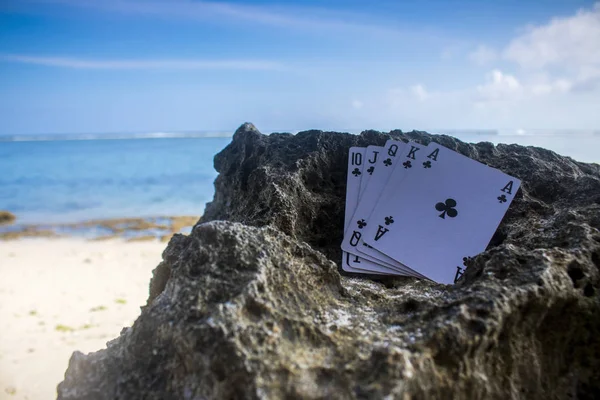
362;143;521;284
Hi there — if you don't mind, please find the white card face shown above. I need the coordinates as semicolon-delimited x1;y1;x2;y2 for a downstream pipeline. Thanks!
358;145;384;200
356;142;430;279
341;140;418;275
362;143;521;284
341;147;397;275
343;249;398;275
344;147;365;229
351;145;402;275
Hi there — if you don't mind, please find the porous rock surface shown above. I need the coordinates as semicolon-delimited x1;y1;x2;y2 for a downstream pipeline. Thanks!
58;123;600;399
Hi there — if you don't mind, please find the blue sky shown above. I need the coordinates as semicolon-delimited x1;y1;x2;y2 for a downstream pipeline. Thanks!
1;0;599;134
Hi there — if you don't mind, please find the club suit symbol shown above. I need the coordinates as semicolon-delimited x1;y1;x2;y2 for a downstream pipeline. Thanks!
384;216;394;225
357;219;367;229
383;158;393;167
435;198;458;219
455;256;473;282
423;160;432;168
367;166;375;175
403;161;412;169
352;167;362;177
497;194;507;203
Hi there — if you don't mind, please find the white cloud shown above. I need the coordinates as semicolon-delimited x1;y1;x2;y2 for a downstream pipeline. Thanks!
470;3;600;104
503;3;600;70
530;79;572;95
411;84;429;101
0;54;284;70
570;67;600;91
476;70;521;102
469;45;498;66
368;4;600;129
352;4;600;129
474;69;573;101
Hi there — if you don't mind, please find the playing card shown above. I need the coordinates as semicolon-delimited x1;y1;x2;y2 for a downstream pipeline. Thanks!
341;140;417;276
358;145;383;200
362;142;521;284
356;142;431;278
343;251;398;275
348;145;401;274
344;147;365;228
341;147;396;275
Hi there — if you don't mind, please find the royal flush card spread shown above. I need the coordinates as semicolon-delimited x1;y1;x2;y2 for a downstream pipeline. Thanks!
342;141;521;284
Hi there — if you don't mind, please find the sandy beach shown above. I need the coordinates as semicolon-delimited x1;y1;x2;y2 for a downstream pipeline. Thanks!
0;238;166;400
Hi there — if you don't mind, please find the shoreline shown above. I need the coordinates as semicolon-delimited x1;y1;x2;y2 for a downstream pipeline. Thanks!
0;215;199;242
0;237;166;400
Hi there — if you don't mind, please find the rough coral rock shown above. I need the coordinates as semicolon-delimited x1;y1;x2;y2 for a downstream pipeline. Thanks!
58;123;600;399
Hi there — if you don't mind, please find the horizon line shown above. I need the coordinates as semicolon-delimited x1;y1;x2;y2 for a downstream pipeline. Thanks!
2;129;600;142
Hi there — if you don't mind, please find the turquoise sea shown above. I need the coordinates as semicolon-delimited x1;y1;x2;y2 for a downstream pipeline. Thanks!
0;137;232;225
0;130;598;226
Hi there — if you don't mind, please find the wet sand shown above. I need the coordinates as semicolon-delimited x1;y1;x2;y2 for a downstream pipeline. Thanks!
0;216;198;242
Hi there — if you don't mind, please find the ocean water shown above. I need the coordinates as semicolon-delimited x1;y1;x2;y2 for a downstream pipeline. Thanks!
0;137;232;224
1;131;598;226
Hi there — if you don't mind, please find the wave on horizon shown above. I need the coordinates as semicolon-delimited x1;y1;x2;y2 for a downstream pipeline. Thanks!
0;131;234;142
2;128;599;142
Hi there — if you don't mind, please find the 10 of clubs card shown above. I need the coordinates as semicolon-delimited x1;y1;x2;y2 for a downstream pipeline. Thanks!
342;146;397;275
361;143;521;284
